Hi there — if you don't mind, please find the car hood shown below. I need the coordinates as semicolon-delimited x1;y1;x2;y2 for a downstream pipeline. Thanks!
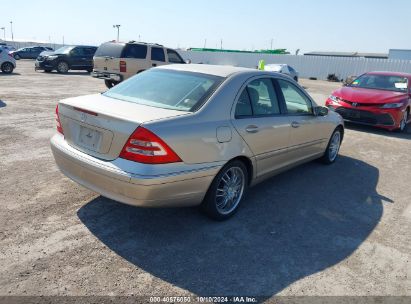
332;86;408;104
39;51;55;56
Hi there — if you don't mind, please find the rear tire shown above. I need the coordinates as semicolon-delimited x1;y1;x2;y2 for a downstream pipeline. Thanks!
1;62;14;74
201;160;248;220
44;69;52;73
86;68;93;73
321;128;342;164
56;61;69;74
104;80;118;88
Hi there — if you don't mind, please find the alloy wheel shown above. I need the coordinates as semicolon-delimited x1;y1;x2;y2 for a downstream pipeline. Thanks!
57;62;69;73
215;166;245;215
1;62;13;74
328;131;341;162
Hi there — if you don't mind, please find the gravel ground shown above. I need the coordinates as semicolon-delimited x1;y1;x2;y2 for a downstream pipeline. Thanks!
0;61;410;300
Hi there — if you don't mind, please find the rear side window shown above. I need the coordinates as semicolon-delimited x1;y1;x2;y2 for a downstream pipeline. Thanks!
94;42;125;58
167;49;184;63
151;47;165;62
235;78;281;117
122;44;147;59
247;78;280;115
235;90;253;117
82;47;97;56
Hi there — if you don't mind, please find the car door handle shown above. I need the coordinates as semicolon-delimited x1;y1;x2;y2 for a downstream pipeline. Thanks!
152;63;157;67
245;125;259;133
291;121;300;128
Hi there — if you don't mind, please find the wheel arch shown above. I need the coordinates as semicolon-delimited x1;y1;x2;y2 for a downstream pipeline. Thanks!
227;156;254;185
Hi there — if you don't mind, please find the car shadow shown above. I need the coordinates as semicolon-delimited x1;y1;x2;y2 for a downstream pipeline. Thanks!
0;72;21;76
345;122;411;139
0;100;6;108
78;156;387;297
40;71;92;76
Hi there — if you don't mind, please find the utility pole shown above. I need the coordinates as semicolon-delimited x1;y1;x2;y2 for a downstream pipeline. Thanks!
204;38;207;48
113;25;121;42
220;39;223;50
0;27;5;40
62;36;65;46
10;21;13;41
270;38;273;50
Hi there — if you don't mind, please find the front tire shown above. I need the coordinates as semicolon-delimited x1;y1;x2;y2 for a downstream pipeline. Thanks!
56;61;69;74
1;62;14;74
104;80;118;88
44;69;52;73
321;128;342;164
398;110;409;133
14;54;21;60
201;160;248;220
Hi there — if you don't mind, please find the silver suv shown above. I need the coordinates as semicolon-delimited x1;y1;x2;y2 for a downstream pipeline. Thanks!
92;41;186;88
0;47;16;74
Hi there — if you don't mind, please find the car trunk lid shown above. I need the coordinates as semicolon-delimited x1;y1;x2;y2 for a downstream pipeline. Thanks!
58;93;189;160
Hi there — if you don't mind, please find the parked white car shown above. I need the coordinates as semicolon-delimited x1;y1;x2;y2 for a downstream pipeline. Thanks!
264;64;299;82
0;47;16;74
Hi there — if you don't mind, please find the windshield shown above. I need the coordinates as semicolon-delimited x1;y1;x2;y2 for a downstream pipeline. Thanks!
53;46;74;54
349;74;408;92
104;69;224;112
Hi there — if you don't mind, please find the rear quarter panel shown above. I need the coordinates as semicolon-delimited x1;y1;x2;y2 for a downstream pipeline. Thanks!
143;73;256;165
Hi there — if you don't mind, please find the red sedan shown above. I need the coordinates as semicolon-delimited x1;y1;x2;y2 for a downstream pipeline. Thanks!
326;72;410;132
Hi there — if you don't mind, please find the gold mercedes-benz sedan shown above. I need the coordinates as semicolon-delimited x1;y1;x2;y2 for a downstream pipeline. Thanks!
51;64;344;220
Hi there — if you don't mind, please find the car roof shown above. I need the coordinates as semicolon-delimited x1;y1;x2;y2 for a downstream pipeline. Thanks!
157;64;258;77
366;71;411;78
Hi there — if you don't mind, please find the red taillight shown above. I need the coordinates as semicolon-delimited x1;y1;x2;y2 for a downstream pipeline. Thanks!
119;127;182;164
55;104;64;135
120;60;126;72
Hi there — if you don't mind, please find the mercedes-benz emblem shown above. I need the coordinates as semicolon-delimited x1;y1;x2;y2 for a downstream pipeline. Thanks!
352;102;358;107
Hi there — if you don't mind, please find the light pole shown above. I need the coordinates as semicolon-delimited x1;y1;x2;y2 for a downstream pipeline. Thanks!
113;25;121;42
0;27;5;40
10;21;13;41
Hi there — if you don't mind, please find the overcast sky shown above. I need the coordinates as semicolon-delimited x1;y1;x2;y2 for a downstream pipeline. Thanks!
1;0;410;54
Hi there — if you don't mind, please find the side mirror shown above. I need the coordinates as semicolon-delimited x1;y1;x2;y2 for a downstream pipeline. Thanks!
315;106;329;116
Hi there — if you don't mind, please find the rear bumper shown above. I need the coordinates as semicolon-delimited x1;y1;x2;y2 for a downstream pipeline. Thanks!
326;101;403;130
50;134;221;207
91;71;122;82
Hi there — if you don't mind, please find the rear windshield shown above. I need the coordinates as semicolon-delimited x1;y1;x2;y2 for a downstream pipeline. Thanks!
103;69;224;112
94;42;125;58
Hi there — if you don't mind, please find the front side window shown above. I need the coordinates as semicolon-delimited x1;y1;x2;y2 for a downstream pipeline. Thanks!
151;47;165;62
70;48;83;56
123;44;147;59
167;49;184;63
104;69;224;112
277;79;312;115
